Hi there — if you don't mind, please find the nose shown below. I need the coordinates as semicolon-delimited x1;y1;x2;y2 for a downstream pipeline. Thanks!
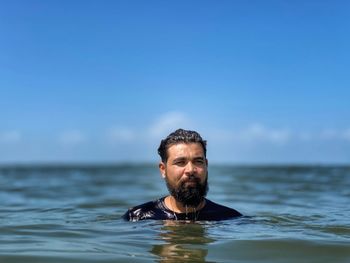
185;161;197;175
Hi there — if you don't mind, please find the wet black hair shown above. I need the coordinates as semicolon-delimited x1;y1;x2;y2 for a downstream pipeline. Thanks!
157;128;207;162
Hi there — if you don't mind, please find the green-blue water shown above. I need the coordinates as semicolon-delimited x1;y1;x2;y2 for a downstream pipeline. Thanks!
0;165;349;262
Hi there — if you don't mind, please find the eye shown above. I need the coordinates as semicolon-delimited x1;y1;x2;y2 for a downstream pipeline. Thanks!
174;160;186;166
194;159;205;165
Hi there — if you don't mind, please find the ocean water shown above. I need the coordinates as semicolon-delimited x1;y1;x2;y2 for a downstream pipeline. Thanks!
0;164;349;263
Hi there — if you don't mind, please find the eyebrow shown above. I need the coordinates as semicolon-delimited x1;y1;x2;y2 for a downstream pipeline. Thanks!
172;157;186;163
172;156;205;162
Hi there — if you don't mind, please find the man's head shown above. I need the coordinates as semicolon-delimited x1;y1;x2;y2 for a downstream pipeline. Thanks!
158;129;207;163
158;129;209;207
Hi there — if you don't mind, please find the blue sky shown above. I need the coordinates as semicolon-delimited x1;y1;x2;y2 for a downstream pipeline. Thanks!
1;0;350;164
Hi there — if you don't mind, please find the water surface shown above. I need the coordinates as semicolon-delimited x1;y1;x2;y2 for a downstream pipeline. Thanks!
0;164;349;262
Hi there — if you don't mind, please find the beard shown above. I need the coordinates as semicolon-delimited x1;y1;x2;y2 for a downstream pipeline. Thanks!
165;175;209;208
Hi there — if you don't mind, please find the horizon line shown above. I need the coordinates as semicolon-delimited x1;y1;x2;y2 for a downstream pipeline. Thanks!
0;161;349;169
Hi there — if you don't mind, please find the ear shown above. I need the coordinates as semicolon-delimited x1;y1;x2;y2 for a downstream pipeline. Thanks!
159;162;166;178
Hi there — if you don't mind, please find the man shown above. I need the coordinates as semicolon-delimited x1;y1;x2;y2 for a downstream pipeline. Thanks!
122;128;242;221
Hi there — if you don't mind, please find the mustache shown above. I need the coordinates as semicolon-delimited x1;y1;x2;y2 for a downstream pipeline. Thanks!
179;176;201;186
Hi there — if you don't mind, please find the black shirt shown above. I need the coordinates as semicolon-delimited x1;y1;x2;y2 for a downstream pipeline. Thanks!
122;197;242;221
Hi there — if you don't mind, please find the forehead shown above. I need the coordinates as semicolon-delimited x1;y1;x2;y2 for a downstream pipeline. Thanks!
166;143;205;159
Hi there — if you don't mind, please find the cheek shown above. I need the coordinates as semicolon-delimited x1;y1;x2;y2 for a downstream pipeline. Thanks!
199;169;208;182
169;168;185;182
174;169;185;180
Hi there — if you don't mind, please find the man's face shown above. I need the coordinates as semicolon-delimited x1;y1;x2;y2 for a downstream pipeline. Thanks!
159;143;208;207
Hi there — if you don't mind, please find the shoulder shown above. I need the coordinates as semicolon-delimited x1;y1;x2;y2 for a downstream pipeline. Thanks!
201;199;242;220
122;198;167;221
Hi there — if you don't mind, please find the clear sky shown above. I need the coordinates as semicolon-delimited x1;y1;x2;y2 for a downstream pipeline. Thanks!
1;0;349;164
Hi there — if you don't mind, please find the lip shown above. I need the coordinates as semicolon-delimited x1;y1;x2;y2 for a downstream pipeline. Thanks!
184;181;197;186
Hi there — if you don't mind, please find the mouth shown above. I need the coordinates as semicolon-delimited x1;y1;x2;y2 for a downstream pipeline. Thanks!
184;181;197;186
182;178;200;187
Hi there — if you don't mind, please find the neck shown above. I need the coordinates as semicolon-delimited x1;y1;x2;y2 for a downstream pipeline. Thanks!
165;195;205;213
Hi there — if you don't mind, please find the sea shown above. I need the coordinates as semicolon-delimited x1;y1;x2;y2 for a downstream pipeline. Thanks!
0;164;349;263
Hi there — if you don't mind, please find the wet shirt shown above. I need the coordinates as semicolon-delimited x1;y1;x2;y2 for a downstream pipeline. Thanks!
122;197;242;221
